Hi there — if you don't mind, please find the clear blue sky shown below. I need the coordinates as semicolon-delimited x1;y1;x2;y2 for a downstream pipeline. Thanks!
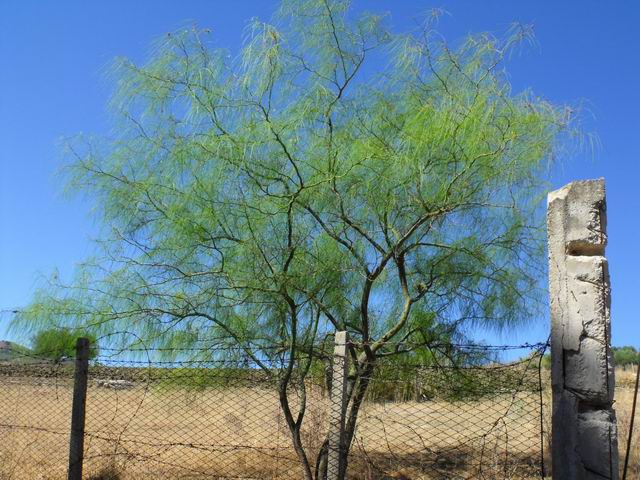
1;1;638;347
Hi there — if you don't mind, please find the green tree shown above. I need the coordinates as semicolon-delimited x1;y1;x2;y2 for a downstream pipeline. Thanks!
15;1;576;477
613;346;639;367
31;328;98;361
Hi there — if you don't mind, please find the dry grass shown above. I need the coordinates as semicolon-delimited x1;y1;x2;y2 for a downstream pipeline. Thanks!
2;366;637;479
0;372;546;480
616;366;640;479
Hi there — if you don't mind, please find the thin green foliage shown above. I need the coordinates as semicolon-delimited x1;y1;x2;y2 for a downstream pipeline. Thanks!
14;2;578;477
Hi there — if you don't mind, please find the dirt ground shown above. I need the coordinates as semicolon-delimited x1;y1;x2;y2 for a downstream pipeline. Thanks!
0;372;547;480
0;365;637;479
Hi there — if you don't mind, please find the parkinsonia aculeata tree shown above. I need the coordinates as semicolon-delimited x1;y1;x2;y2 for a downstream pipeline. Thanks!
16;1;574;477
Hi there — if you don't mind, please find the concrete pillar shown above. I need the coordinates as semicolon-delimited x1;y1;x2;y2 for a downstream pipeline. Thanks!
327;331;349;480
547;179;618;479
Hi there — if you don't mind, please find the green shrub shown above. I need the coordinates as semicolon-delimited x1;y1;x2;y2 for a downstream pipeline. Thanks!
613;346;639;367
31;328;99;361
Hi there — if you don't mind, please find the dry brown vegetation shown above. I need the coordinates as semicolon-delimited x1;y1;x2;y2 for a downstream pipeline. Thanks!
615;367;640;479
0;373;544;480
0;366;636;479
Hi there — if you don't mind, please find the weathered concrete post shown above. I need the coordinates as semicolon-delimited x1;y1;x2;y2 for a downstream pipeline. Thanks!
327;331;349;480
547;179;618;479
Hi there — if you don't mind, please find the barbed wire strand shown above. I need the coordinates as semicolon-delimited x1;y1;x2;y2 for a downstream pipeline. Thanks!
0;340;549;478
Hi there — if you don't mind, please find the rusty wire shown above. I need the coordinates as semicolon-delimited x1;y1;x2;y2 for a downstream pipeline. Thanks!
0;341;548;479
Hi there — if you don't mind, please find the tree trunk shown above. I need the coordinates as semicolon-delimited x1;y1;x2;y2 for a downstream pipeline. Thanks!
279;379;314;480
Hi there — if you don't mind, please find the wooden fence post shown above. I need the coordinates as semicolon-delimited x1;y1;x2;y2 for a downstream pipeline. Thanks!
327;331;349;480
68;337;90;480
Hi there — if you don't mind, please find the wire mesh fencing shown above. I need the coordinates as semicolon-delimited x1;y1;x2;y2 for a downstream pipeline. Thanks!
0;338;549;480
81;355;314;479
0;358;76;479
346;349;547;479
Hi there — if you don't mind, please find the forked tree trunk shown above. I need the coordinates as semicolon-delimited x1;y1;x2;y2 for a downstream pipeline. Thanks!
279;377;314;480
313;360;376;480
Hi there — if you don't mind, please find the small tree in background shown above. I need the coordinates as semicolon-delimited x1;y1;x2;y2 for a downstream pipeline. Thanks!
15;0;578;477
613;346;640;367
31;328;98;362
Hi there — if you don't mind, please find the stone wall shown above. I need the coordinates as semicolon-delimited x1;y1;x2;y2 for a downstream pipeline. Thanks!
547;179;618;479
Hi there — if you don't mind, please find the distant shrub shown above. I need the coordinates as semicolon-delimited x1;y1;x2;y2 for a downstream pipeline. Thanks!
31;328;99;361
613;346;639;367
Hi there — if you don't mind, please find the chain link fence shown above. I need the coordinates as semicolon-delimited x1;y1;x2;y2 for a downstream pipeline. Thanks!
347;354;547;479
0;338;549;479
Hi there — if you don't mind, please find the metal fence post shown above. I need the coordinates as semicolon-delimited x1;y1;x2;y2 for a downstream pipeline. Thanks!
68;337;90;480
327;330;349;480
